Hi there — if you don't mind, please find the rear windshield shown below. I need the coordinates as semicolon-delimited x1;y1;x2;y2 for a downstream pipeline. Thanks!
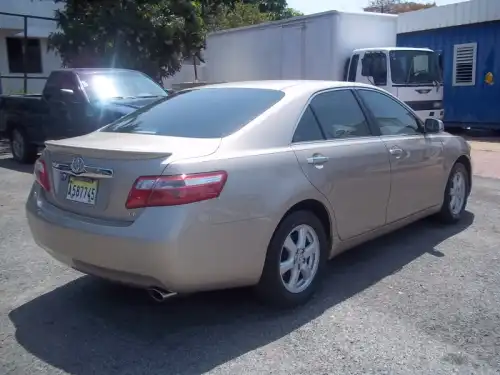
100;87;285;138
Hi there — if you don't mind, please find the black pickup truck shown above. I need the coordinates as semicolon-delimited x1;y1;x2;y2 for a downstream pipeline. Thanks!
0;68;168;163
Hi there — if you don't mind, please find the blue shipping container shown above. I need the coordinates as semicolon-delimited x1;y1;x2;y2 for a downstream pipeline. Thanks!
397;21;500;129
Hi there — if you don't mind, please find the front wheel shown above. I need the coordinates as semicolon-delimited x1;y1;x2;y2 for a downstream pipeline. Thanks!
437;162;469;223
255;210;328;308
10;127;38;164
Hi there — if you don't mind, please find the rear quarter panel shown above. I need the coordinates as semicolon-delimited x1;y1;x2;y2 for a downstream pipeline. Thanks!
164;148;335;284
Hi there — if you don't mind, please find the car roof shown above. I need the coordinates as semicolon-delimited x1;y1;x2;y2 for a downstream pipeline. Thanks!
199;80;378;92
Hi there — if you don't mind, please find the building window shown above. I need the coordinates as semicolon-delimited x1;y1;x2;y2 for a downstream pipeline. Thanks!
6;37;43;74
452;43;477;86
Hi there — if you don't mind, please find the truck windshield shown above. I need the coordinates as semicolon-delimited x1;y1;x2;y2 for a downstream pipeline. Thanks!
389;50;442;85
77;71;167;101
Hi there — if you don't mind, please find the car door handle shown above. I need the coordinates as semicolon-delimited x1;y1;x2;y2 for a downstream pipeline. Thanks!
307;154;329;165
389;146;404;159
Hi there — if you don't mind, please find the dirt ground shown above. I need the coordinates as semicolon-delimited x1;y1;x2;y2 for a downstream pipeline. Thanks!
463;133;500;179
470;149;500;179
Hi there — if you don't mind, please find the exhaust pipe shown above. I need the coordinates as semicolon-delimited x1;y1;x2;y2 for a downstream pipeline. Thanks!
147;287;177;302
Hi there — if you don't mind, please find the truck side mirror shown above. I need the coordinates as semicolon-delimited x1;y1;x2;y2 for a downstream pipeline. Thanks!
438;53;443;71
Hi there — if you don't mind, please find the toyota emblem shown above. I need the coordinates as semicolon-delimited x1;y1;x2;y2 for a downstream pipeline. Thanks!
70;156;85;174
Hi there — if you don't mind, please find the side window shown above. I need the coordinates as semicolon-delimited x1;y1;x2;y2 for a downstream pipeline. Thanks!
358;90;420;136
348;54;359;82
309;90;371;139
44;72;62;91
361;52;387;86
45;72;78;92
343;58;350;81
58;72;79;91
43;72;64;99
292;106;324;143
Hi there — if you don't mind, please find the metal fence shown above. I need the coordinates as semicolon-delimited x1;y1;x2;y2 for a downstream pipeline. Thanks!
0;11;56;94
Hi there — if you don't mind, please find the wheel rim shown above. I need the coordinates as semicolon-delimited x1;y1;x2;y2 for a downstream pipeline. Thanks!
449;170;466;215
279;224;320;294
12;130;24;159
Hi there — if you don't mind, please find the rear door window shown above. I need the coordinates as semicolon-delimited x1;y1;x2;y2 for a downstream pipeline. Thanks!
309;89;372;139
101;88;285;138
292;106;325;143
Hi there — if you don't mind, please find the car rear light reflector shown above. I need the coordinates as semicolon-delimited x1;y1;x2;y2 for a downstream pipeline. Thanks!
34;159;51;192
126;171;228;209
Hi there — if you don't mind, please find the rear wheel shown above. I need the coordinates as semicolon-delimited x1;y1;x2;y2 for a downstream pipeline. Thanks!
10;127;37;164
437;162;469;223
255;210;328;308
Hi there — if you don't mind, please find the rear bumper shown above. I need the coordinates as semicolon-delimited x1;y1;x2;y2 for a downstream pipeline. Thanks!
26;184;271;293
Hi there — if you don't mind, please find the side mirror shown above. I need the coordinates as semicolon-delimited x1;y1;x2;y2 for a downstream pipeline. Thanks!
424;118;444;133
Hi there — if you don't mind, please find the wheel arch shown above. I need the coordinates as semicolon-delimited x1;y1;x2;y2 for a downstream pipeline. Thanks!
5;119;22;137
455;154;472;194
275;199;333;251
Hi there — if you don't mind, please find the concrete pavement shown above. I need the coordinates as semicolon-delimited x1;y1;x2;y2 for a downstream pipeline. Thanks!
1;135;500;375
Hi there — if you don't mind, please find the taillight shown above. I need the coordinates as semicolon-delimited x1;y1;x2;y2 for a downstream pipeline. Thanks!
126;171;227;209
34;159;50;192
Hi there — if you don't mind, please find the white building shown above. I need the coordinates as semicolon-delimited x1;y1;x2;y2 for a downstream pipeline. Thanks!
0;0;203;92
0;0;62;94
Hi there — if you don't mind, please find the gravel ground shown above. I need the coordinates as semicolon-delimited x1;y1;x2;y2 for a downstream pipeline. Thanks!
1;150;500;375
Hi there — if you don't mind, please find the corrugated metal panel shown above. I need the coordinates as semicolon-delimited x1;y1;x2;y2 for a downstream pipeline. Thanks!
397;0;500;34
397;22;500;127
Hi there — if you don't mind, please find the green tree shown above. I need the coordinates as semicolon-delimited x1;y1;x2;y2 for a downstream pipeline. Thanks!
208;1;272;31
202;0;303;30
48;0;205;81
364;0;436;14
243;0;302;20
279;7;304;19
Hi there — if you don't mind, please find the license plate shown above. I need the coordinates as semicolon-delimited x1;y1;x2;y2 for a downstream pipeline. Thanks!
66;176;98;205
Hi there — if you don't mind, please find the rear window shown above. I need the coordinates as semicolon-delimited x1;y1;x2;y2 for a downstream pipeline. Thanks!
101;87;285;138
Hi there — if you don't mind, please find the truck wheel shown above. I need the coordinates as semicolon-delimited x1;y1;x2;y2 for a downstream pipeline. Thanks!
255;210;328;308
10;128;38;164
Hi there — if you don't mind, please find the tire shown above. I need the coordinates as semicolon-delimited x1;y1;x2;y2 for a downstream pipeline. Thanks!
437;162;469;224
10;127;38;164
255;210;328;308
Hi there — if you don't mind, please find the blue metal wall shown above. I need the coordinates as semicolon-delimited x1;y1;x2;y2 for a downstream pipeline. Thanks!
397;21;500;128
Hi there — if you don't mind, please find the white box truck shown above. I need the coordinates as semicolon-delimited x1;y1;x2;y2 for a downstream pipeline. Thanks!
205;11;444;120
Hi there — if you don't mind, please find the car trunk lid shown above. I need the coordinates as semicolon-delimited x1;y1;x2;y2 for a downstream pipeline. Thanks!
43;132;221;222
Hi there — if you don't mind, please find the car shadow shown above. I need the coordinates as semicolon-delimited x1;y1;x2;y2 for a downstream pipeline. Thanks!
9;211;474;375
0;156;34;174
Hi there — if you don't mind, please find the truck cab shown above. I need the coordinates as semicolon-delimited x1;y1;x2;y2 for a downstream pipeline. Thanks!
344;47;444;121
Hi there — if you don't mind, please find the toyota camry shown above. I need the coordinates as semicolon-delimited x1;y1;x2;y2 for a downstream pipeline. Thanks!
26;81;472;308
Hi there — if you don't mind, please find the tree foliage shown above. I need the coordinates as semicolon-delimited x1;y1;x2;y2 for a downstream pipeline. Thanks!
49;0;204;80
206;1;303;31
208;2;272;32
47;0;303;80
364;0;436;14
